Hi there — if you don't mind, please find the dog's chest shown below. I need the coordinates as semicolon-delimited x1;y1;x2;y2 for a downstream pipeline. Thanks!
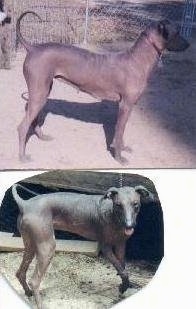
82;87;121;102
59;77;122;102
57;55;123;101
53;219;98;241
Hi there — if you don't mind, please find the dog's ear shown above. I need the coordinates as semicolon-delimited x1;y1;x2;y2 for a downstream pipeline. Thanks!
104;187;119;200
134;185;154;201
158;20;169;40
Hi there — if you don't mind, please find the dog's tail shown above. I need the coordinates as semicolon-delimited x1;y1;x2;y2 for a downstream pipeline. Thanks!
16;11;42;51
12;184;28;214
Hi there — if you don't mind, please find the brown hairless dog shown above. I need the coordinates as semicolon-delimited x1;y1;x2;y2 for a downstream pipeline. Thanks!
12;184;154;309
16;12;189;164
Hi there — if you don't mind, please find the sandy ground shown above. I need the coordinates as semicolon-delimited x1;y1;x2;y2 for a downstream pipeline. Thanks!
0;36;196;169
0;251;157;309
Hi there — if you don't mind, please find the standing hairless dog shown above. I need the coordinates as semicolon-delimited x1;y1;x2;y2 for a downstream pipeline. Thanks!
12;183;154;309
16;12;189;164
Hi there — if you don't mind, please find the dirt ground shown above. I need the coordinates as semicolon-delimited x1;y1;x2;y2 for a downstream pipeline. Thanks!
0;33;196;169
0;251;157;308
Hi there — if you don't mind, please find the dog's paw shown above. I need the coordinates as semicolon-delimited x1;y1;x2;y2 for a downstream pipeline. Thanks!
25;288;33;297
19;154;32;163
115;155;129;165
122;145;132;153
3;65;11;70
38;134;53;141
119;281;133;294
119;282;129;294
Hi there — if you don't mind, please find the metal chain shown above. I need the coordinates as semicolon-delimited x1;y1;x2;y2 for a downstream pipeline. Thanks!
119;173;123;188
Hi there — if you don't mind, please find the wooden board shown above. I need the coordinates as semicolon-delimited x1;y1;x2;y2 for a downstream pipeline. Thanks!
0;232;99;257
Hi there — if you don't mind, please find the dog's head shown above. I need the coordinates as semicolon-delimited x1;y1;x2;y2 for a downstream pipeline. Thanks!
146;19;189;53
103;186;154;237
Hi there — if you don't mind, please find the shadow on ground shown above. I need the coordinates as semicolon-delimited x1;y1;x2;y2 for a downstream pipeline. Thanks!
144;39;196;151
38;99;119;153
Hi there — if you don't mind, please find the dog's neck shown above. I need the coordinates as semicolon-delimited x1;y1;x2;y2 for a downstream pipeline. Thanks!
129;33;162;78
143;33;163;58
97;197;116;223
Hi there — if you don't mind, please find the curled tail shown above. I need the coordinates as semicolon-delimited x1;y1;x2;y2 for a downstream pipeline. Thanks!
16;11;42;51
12;184;27;214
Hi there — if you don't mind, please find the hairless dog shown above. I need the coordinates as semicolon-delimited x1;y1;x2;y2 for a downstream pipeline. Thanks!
16;12;189;164
12;183;154;309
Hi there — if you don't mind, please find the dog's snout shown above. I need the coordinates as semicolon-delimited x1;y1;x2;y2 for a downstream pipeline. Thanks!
166;34;190;52
125;220;136;229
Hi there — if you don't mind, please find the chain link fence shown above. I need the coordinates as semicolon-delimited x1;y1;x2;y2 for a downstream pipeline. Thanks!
181;0;196;37
6;0;194;51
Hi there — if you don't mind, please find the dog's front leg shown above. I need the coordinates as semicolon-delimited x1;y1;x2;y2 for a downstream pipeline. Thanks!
101;244;132;294
114;242;126;270
110;101;132;165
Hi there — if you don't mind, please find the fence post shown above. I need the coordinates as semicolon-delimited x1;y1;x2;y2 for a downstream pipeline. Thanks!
181;0;196;38
83;0;89;44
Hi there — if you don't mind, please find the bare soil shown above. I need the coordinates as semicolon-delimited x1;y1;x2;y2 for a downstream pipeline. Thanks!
0;252;157;308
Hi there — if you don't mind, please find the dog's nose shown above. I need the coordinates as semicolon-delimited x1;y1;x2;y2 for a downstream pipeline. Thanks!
125;221;136;229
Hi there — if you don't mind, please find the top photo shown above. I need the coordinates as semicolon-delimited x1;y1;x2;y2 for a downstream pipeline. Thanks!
0;0;195;169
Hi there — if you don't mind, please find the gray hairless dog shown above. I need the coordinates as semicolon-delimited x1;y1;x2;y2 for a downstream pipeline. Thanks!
16;12;189;164
12;183;154;309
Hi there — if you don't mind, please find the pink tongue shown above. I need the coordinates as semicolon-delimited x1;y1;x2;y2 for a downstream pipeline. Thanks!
125;228;134;236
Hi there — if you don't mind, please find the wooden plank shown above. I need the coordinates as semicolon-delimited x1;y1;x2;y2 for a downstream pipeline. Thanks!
0;232;99;257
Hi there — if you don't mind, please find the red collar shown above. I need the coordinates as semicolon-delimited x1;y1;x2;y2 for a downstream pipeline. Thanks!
144;33;163;57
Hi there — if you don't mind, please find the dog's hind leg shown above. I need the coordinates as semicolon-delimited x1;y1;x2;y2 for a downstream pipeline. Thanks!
34;125;54;141
34;81;54;141
18;82;51;162
28;230;56;309
34;109;53;142
111;101;133;165
16;234;35;297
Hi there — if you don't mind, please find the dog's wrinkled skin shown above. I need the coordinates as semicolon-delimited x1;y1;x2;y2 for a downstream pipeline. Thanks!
12;184;154;309
16;12;189;164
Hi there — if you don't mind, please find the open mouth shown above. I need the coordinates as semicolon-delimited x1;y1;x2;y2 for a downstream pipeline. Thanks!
124;227;134;236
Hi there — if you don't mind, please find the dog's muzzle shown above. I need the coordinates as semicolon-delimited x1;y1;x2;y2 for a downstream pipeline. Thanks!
124;221;135;236
166;34;190;52
124;227;134;236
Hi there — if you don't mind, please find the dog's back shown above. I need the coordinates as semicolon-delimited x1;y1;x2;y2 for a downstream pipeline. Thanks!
13;187;103;240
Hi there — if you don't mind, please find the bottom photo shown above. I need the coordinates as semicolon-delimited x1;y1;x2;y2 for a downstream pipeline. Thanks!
0;170;163;309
